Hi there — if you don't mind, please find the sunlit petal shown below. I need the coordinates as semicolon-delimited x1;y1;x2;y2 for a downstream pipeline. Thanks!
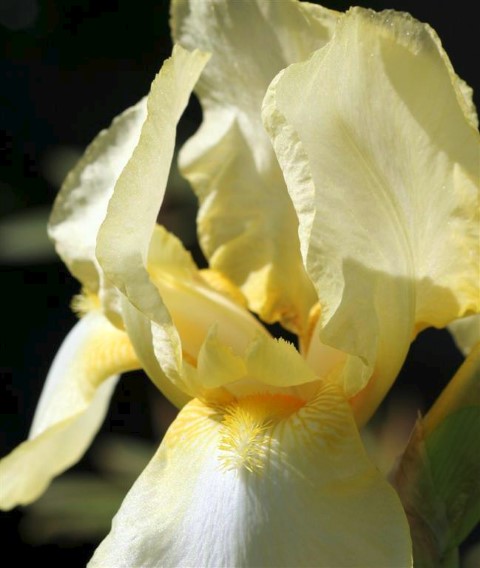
148;226;268;368
264;8;480;423
48;98;147;323
119;297;191;409
89;383;411;567
448;314;480;356
121;222;269;402
0;312;139;509
245;334;317;388
94;48;270;403
172;0;339;334
189;327;319;398
195;325;247;389
424;25;478;130
96;46;210;395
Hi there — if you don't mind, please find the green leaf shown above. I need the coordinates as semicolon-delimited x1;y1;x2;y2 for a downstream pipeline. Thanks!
426;407;480;547
392;347;480;567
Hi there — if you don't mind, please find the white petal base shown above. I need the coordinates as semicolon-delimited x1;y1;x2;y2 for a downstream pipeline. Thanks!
90;384;411;567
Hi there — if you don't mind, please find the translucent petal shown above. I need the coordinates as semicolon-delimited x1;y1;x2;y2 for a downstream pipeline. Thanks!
171;0;339;334
423;24;479;130
245;334;317;387
95;49;269;403
190;327;319;399
0;312;139;509
89;384;412;567
119;297;191;409
148;226;268;370
48;99;147;301
264;8;480;423
119;222;269;402
96;46;210;395
448;314;480;356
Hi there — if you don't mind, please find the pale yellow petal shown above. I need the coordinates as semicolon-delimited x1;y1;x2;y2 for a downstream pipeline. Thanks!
89;384;411;567
448;314;480;356
424;24;478;129
119;297;191;409
190;328;320;400
48;99;147;306
264;8;480;424
147;223;198;278
140;224;270;400
96;50;266;403
148;226;268;372
96;46;210;395
245;334;317;387
171;0;339;334
194;326;247;390
198;269;248;307
0;312;139;509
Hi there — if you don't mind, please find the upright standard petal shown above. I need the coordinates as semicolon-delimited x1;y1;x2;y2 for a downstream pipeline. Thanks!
48;98;147;320
171;0;339;334
263;8;480;423
89;383;412;568
96;46;210;396
0;311;139;509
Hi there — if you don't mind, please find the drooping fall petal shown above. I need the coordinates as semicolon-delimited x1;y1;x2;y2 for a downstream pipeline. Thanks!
48;99;147;324
89;383;412;567
0;311;139;509
171;0;339;335
263;7;480;424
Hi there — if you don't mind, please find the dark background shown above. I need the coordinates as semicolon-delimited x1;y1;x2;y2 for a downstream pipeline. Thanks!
1;0;476;564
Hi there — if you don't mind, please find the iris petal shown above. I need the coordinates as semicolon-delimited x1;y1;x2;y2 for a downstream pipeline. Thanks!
96;46;210;396
48;99;147;324
263;8;480;423
0;312;139;509
89;383;412;567
171;0;339;334
448;315;480;356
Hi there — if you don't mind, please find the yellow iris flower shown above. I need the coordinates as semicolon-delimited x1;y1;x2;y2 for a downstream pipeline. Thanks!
1;1;479;566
